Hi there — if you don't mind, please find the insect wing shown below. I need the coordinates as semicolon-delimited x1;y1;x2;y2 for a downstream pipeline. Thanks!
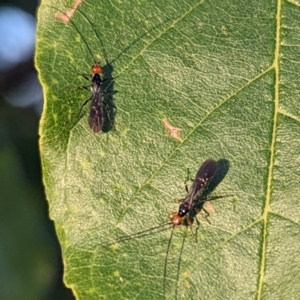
88;83;104;132
186;159;217;205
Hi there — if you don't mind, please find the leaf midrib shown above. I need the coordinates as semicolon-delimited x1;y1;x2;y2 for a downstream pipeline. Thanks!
257;0;282;298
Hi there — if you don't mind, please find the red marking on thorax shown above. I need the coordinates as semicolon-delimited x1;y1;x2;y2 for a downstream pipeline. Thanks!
91;63;103;74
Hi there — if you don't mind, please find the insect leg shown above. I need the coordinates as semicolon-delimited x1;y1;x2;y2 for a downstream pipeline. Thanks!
193;215;200;243
201;207;211;225
184;168;194;193
173;197;185;204
77;96;91;119
80;85;90;92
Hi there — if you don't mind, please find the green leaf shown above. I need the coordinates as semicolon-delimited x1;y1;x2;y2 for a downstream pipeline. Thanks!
36;0;300;299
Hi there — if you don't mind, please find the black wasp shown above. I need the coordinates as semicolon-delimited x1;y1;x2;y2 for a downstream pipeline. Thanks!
102;159;230;297
104;159;219;244
170;158;217;227
76;62;108;132
163;159;219;296
49;5;112;132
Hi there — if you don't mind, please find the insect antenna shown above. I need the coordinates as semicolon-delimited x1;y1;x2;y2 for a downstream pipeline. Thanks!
163;226;175;299
174;230;187;299
101;222;172;249
46;5;98;65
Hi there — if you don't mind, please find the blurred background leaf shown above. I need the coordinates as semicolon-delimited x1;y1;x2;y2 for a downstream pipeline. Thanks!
36;0;300;299
0;0;74;299
0;102;74;299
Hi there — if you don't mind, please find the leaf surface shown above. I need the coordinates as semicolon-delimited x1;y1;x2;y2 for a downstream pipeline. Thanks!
36;0;300;299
